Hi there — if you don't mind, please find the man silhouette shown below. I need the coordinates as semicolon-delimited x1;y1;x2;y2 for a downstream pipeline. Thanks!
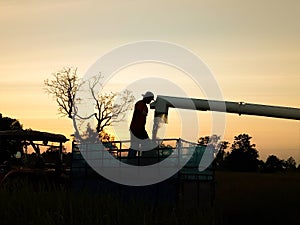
128;91;155;158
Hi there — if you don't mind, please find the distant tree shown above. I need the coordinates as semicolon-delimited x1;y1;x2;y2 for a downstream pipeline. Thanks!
198;134;229;169
215;140;230;169
284;156;297;171
99;130;113;142
198;135;229;147
44;67;135;135
263;155;284;173
81;123;101;143
79;123;117;153
0;114;22;131
198;134;223;148
225;134;259;172
0;114;23;163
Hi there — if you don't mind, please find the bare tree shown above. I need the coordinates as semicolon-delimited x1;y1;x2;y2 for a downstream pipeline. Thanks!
44;67;135;135
88;75;135;133
44;67;79;119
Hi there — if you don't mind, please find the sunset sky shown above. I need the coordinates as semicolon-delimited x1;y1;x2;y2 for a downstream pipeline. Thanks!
1;0;299;162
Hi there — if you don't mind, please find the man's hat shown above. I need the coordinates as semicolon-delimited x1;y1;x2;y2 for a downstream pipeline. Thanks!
142;91;154;99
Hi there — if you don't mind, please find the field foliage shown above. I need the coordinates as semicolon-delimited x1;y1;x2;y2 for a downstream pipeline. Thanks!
0;171;299;225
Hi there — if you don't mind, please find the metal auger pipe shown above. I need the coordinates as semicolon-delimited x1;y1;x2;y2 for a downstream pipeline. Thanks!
150;95;300;122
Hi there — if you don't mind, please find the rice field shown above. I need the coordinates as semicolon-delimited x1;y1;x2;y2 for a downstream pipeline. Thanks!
214;171;300;225
0;171;299;225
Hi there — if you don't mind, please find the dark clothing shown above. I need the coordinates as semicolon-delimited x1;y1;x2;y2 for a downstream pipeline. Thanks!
130;100;149;139
128;99;150;158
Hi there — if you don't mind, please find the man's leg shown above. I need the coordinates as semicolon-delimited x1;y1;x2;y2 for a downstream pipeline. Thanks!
128;148;137;158
128;131;139;158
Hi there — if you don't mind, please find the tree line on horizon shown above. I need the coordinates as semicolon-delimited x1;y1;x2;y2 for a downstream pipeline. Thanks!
0;113;299;174
197;133;298;173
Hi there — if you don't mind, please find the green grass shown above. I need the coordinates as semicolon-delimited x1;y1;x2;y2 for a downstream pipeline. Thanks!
0;172;299;225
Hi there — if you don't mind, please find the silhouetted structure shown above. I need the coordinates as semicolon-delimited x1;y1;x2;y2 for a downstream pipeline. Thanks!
71;139;215;207
0;129;68;179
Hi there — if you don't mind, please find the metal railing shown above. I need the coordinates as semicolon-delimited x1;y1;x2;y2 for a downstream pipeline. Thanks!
71;138;214;181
